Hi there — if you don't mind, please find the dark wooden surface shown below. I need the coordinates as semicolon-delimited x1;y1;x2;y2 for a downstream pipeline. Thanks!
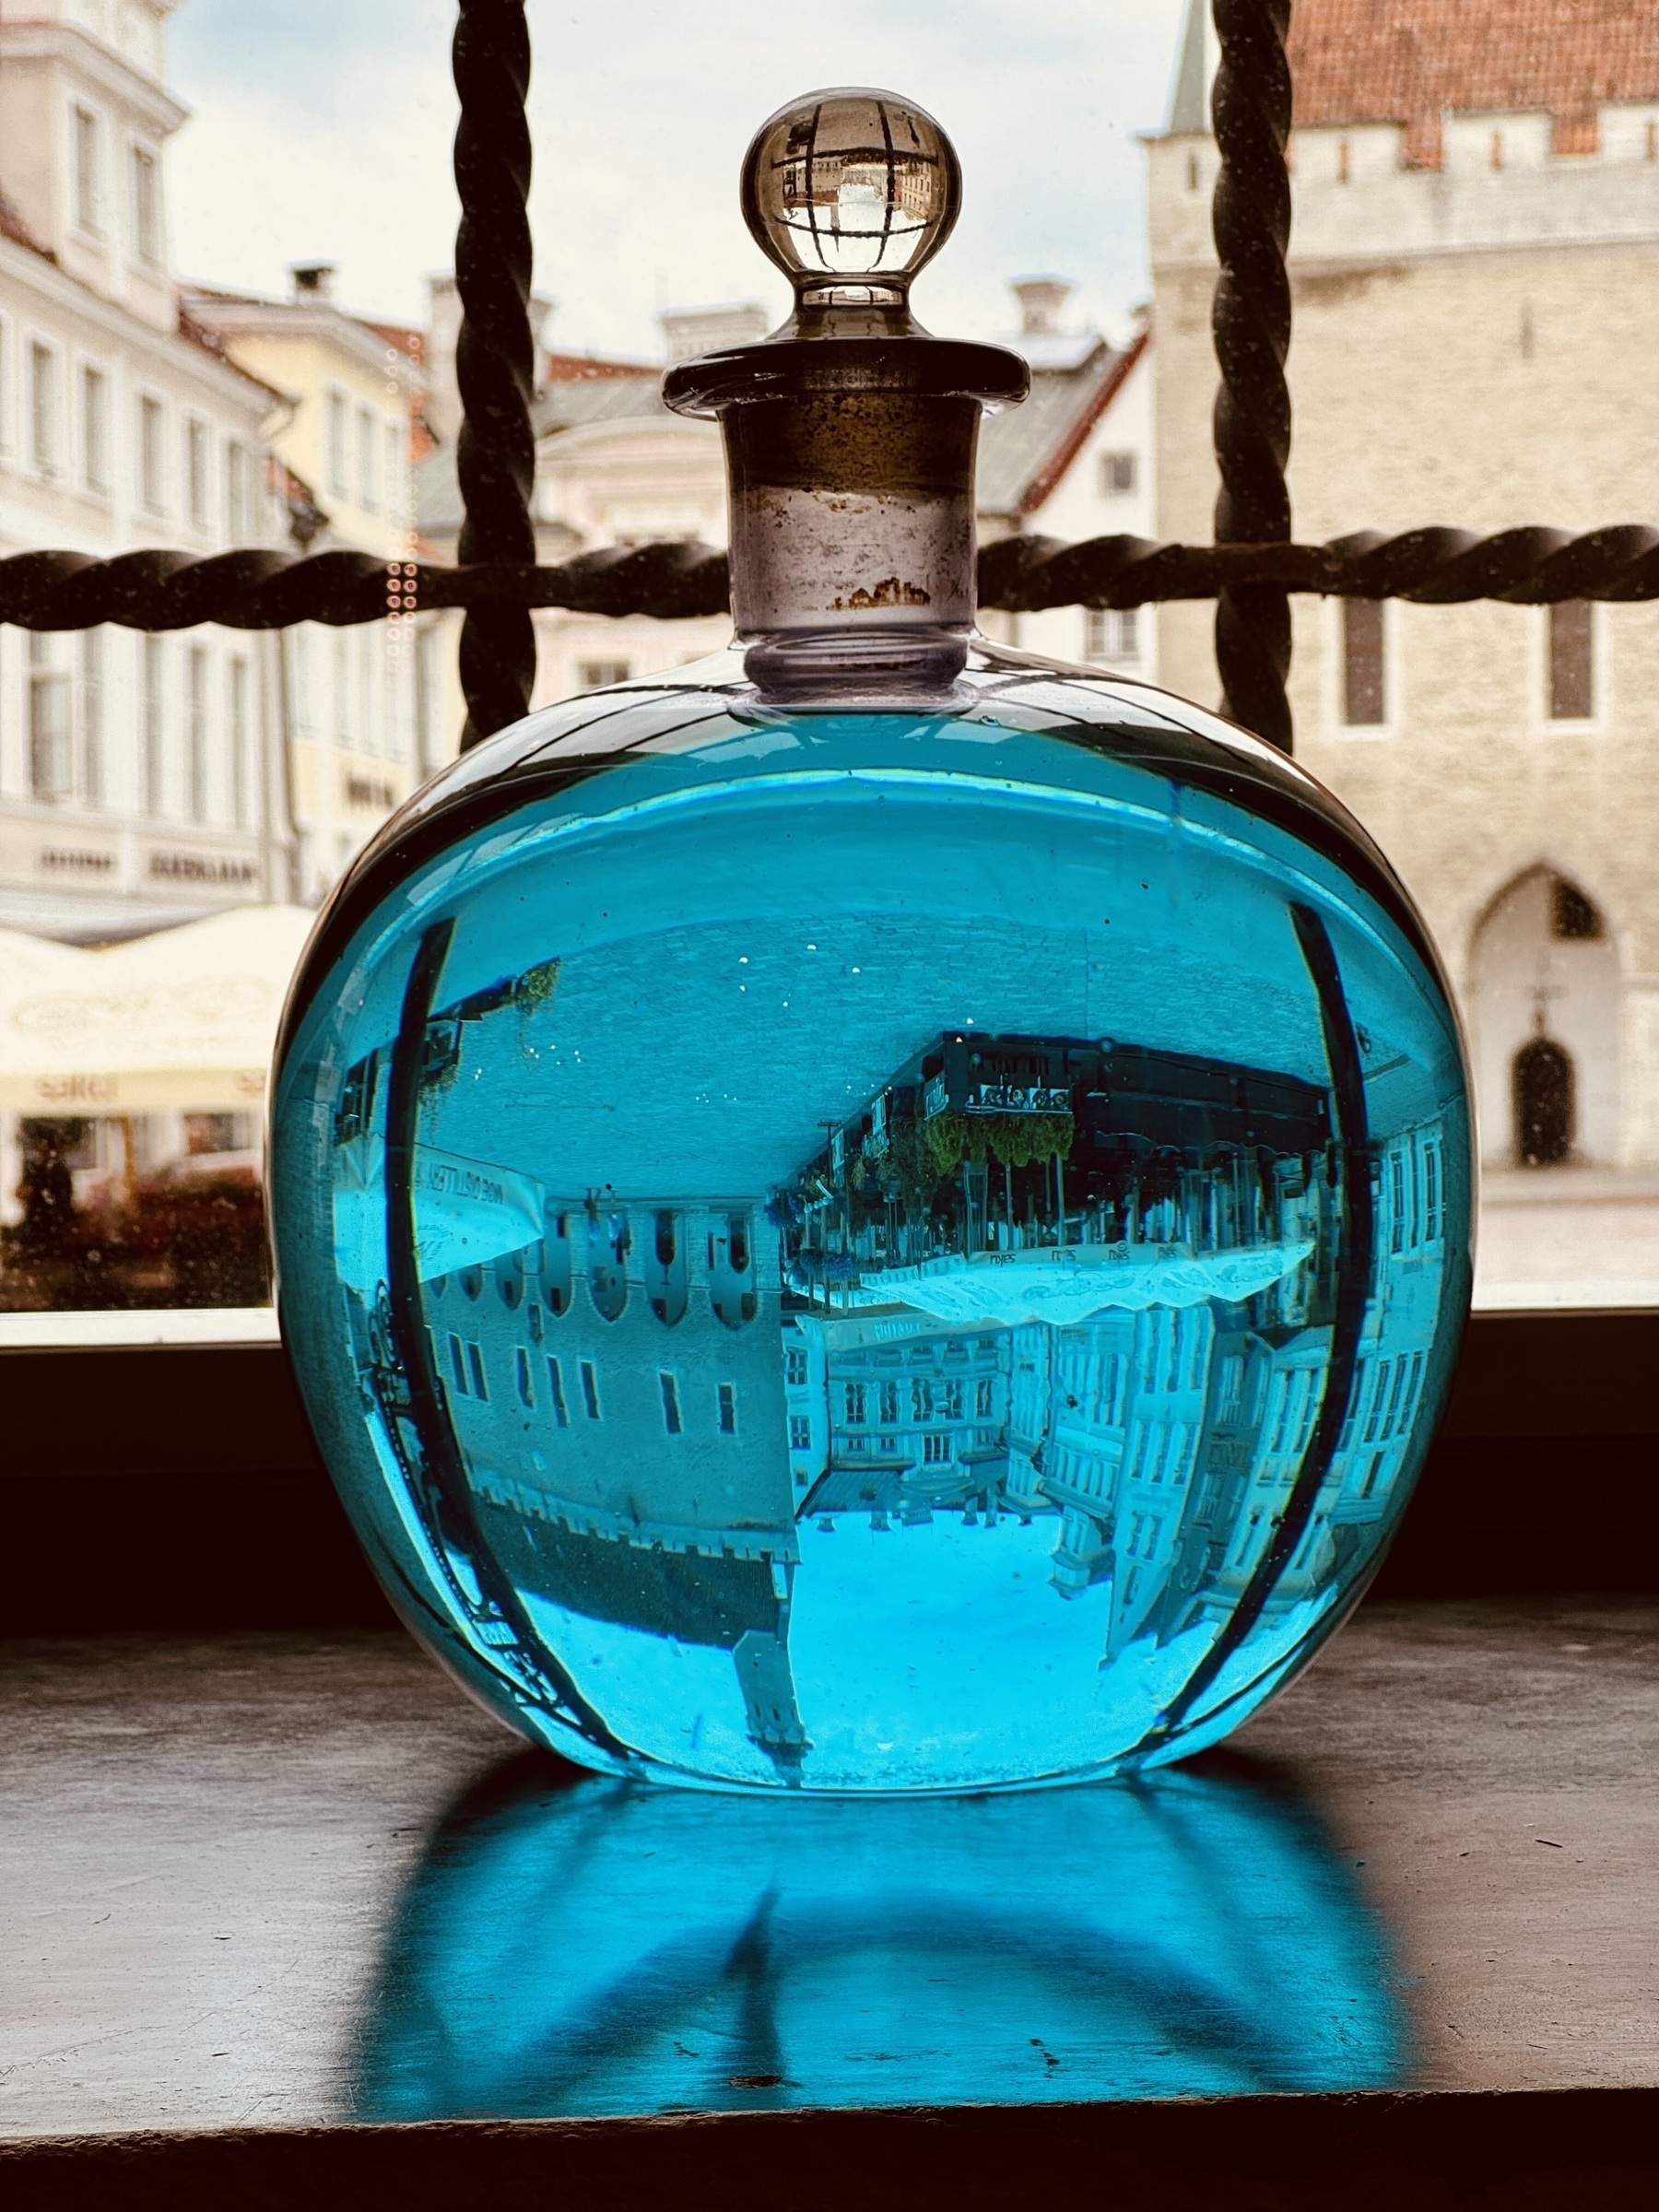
0;1602;1654;2159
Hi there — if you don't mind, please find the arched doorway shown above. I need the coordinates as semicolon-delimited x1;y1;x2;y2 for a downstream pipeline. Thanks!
1467;869;1618;1166
1512;1036;1574;1166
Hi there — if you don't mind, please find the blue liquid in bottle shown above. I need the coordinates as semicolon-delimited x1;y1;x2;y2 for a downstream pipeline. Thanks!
270;89;1470;1793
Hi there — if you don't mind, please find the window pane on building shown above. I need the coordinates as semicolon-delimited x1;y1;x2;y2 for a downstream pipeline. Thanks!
74;107;101;234
80;366;109;493
142;636;165;814
130;145;160;262
1342;598;1385;725
78;631;103;805
28;639;71;800
187;646;209;822
1548;600;1594;720
29;343;59;475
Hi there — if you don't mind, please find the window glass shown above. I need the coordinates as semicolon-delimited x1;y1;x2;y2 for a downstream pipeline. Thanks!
225;439;252;541
80;364;110;493
186;645;209;821
74;106;101;235
184;417;209;531
358;404;378;511
78;631;103;805
1548;600;1594;720
130;144;160;263
137;394;165;510
141;635;166;815
1;4;1651;1328
1341;599;1385;725
327;389;349;497
28;638;72;801
29;342;59;475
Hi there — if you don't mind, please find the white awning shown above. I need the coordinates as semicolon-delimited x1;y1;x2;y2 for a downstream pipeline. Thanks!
0;905;317;1114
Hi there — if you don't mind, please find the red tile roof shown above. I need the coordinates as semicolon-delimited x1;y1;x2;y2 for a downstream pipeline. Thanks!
1287;0;1659;167
364;320;426;365
545;350;656;382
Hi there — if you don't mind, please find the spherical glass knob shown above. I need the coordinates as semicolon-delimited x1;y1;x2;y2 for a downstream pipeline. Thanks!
740;88;961;306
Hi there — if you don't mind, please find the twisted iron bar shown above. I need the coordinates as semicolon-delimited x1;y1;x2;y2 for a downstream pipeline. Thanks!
1211;0;1294;750
452;0;537;749
6;528;1659;631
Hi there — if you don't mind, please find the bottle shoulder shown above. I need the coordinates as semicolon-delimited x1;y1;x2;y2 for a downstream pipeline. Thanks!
296;633;1449;1043
406;635;1304;795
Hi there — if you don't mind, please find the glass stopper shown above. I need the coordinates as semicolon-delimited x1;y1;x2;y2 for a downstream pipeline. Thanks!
740;88;962;312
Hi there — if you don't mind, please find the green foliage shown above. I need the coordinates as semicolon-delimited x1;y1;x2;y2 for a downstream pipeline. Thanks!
514;959;560;1012
922;1109;1075;1175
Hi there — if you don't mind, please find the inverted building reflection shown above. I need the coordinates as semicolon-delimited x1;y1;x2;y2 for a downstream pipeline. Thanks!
354;1751;1408;2121
329;984;1451;1775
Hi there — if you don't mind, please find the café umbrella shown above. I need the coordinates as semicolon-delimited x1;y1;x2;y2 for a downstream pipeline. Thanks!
0;905;316;1115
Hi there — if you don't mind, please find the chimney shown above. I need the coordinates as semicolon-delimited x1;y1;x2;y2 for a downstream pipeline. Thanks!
425;275;464;446
289;262;336;302
660;302;771;364
1010;276;1074;336
424;275;554;446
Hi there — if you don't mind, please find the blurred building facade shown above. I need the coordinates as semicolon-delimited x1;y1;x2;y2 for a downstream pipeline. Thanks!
183;267;430;904
0;0;285;944
1150;0;1659;1180
412;287;1158;745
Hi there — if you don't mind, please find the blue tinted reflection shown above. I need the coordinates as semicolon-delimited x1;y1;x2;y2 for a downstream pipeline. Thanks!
355;1753;1407;2120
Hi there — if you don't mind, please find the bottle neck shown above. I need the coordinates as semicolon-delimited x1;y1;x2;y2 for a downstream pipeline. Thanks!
724;388;981;706
664;333;1028;710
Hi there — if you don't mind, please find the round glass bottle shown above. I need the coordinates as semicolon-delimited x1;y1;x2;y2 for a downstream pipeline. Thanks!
270;89;1471;1793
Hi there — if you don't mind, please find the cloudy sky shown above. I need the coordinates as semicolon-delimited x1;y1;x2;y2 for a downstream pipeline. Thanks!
168;0;1190;359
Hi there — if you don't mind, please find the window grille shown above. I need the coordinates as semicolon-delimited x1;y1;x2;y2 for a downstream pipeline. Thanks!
4;0;1657;767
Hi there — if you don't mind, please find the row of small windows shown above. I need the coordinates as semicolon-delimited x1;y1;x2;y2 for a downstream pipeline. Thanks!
1124;1511;1162;1562
429;1222;757;1335
70;103;163;264
1342;598;1597;726
1339;1349;1428;1453
1124;1417;1195;1486
439;1328;745;1442
1083;606;1140;665
838;1375;997;1425
324;387;409;518
289;628;404;761
0;328;259;536
1185;120;1659;194
1382;1135;1443;1255
23;631;253;825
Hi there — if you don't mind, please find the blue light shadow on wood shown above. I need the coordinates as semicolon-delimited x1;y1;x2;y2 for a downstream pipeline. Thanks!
355;1750;1406;2120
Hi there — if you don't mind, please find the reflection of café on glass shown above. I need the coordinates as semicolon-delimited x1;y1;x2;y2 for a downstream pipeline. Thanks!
356;1752;1408;2122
